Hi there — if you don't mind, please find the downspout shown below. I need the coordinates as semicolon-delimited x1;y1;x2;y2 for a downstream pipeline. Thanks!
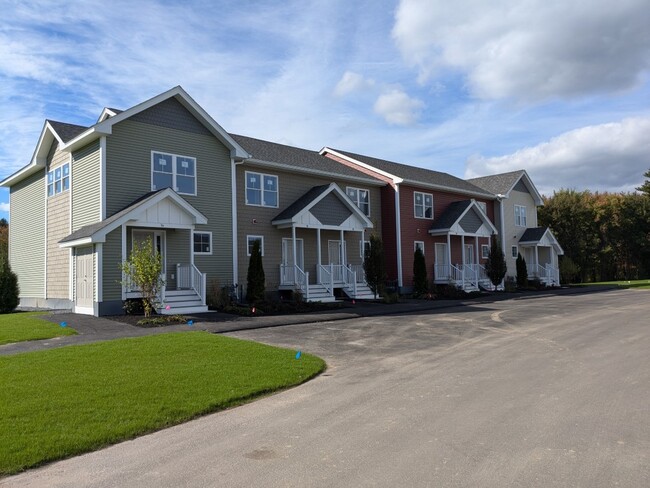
496;194;506;255
394;184;403;289
231;157;238;288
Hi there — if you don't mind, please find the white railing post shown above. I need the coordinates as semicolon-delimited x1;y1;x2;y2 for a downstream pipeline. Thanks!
201;272;207;305
305;271;310;300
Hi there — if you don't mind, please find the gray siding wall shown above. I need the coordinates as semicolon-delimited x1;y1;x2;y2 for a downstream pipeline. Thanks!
102;228;122;301
165;229;191;289
236;163;382;290
130;98;212;136
459;208;482;233
104;116;233;291
10;170;46;298
46;146;71;299
72;141;101;231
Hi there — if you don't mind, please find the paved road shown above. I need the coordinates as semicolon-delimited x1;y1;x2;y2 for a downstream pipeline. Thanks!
3;289;648;487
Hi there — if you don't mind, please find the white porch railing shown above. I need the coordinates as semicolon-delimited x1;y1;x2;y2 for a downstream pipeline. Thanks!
528;264;560;285
344;265;358;297
434;264;451;282
123;264;166;303
348;264;366;284
280;264;310;300
177;263;207;305
317;264;335;295
467;264;489;283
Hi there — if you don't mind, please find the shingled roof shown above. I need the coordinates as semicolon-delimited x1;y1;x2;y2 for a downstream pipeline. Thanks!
331;149;494;198
429;200;473;231
467;170;526;196
230;135;384;184
272;185;331;222
47;120;89;143
519;227;549;243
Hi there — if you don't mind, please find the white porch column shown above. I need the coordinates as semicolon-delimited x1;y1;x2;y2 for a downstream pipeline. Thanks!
447;233;452;279
475;237;479;265
461;235;465;288
316;228;322;267
535;245;539;270
340;229;346;267
292;225;297;270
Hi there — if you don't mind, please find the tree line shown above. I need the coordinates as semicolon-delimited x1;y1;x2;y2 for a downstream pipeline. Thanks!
538;172;650;282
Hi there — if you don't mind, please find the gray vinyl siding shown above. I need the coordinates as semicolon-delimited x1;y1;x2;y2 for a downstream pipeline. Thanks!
102;228;123;301
72;141;101;231
236;164;382;290
165;229;191;289
46;146;71;299
9;170;46;298
105;116;233;285
459;208;482;233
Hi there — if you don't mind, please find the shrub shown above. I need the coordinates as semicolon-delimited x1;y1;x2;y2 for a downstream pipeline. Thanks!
122;298;144;315
485;238;507;291
516;253;528;288
382;291;400;304
136;314;187;327
0;260;19;313
504;276;517;292
413;247;428;297
364;234;386;298
120;236;164;317
207;280;234;310
246;240;265;304
559;256;581;284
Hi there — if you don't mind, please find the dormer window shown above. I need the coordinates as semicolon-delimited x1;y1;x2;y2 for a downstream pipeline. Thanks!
47;163;69;197
151;151;196;196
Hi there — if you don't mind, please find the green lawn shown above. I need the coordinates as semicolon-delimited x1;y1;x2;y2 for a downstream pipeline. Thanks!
572;279;650;289
0;332;325;475
0;312;77;346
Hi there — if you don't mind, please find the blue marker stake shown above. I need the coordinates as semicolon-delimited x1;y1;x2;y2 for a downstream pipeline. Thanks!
187;320;194;326
295;351;302;359
60;322;67;328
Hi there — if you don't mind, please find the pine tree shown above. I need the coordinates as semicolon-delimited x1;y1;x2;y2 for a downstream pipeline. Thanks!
246;239;265;303
413;247;428;297
485;238;507;291
636;169;650;196
0;259;20;313
516;253;528;288
363;234;386;299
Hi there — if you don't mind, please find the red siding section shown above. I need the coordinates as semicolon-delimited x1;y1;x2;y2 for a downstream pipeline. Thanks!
380;185;398;282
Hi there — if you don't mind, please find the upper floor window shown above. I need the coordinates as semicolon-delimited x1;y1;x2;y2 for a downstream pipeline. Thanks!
414;191;433;219
515;205;527;227
346;187;370;216
246;171;278;207
47;163;69;197
151;151;196;196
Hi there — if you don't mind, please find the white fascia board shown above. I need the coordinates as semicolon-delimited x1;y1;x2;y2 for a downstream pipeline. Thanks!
428;228;452;236
401;179;495;200
97;108;118;123
320;147;403;184
60;237;95;248
244;159;385;187
1;122;59;187
520;171;544;205
60;127;106;153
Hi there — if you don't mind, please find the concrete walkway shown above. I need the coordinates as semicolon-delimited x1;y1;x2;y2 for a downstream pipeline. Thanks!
0;285;618;356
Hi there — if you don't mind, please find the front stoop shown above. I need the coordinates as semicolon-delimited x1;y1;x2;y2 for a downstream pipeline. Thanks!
158;289;208;314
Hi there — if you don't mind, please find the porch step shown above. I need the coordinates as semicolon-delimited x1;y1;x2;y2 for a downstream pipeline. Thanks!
158;289;208;314
342;283;379;300
304;284;337;303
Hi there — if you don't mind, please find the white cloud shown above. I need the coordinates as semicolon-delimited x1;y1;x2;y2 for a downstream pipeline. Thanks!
333;71;375;97
465;117;650;195
373;88;424;125
0;202;8;212
392;0;650;101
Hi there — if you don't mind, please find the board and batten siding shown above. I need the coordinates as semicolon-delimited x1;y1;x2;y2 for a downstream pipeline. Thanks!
72;141;101;231
9;170;46;298
46;146;71;299
104;115;233;288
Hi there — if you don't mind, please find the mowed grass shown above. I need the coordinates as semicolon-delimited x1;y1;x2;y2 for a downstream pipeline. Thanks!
0;312;76;345
0;332;325;475
573;279;650;289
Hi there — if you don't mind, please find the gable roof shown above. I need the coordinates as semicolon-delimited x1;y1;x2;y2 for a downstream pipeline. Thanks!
59;188;207;247
428;199;497;236
272;185;331;222
467;169;543;205
47;120;89;143
231;134;384;185
519;226;564;254
321;148;494;199
429;200;473;231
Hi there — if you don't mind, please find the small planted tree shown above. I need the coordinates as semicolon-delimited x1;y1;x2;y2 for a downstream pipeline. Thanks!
485;238;507;291
246;239;265;303
413;247;428;297
364;234;386;299
516;253;528;288
120;236;164;317
0;259;20;313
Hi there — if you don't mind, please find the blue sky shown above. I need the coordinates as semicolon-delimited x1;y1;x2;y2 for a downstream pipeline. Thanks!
1;0;649;221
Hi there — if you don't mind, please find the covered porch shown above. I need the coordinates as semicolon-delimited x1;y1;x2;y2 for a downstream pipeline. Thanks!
429;200;498;291
519;227;564;286
272;183;375;301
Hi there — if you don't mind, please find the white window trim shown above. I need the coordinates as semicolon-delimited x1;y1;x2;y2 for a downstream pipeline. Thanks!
245;171;279;208
414;241;425;255
414;191;434;219
193;231;212;255
151;151;197;196
346;186;371;217
360;239;370;258
47;162;70;197
481;244;490;259
511;245;518;258
514;205;527;227
247;235;265;256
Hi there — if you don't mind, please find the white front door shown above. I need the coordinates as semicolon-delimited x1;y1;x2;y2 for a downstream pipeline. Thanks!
465;244;474;265
328;240;346;266
435;243;448;280
75;246;94;312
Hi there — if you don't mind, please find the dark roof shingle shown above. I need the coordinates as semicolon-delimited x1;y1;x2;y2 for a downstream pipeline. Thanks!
47;120;89;143
429;200;473;231
519;227;548;243
467;170;525;196
272;185;331;222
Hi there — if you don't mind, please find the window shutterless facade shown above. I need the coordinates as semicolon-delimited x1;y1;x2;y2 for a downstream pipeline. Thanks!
151;151;196;195
482;244;490;259
47;163;70;197
414;241;425;255
514;205;527;227
414;191;433;219
247;235;264;256
193;232;212;255
511;246;518;258
245;171;278;207
346;187;370;216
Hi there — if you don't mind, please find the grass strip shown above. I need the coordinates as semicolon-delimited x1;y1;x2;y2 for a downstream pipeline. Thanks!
0;312;76;346
0;332;325;475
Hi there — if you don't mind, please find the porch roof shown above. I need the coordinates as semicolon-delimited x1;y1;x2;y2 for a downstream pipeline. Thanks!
59;188;207;248
519;227;564;254
428;199;497;237
272;182;373;231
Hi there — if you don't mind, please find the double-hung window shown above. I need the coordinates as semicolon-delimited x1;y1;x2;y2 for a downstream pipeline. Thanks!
414;241;425;255
47;163;70;197
246;172;278;207
193;232;212;255
514;205;527;227
512;246;519;258
346;187;370;216
151;151;196;195
247;235;264;256
414;191;433;219
482;244;490;259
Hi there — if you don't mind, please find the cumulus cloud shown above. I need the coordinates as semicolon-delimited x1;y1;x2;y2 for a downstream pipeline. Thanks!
333;71;375;97
373;88;424;125
465;117;650;195
0;202;8;212
392;0;650;101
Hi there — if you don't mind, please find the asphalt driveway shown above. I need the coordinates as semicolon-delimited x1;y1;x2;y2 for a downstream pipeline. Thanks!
3;289;648;487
